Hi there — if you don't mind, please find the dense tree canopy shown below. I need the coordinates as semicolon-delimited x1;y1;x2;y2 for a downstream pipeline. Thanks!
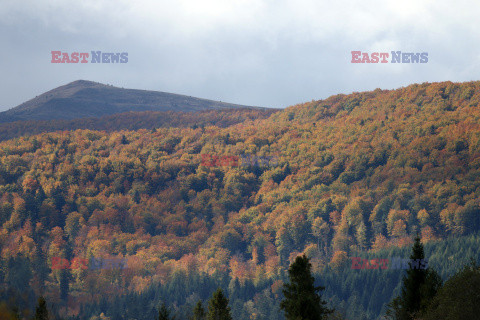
420;261;480;320
1;81;480;319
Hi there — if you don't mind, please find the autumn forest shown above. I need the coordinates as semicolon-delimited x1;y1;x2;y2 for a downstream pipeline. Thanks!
1;81;480;319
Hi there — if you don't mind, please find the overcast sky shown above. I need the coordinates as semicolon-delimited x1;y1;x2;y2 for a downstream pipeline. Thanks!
0;0;479;110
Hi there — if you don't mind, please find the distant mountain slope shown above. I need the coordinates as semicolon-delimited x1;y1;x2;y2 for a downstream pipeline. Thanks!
0;108;279;142
0;80;259;123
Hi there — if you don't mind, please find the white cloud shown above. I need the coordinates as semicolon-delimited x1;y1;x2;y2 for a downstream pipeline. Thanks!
0;0;479;109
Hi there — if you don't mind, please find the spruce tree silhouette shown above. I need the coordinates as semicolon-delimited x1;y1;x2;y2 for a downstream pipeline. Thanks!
193;300;206;320
157;302;175;320
386;236;442;320
34;296;49;320
207;288;232;320
280;254;333;320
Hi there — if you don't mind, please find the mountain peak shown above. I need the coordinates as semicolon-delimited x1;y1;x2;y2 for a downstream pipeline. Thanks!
64;79;106;87
0;81;258;123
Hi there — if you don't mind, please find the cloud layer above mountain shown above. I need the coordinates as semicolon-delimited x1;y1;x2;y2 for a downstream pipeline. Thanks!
1;0;479;109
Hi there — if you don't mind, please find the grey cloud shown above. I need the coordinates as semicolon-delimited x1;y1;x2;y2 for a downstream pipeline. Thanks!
0;0;479;110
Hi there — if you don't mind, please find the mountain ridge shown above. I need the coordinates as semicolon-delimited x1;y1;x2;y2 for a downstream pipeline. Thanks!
0;80;260;123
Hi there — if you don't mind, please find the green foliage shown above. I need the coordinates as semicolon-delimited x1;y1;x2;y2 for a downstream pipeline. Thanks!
207;289;232;320
158;302;175;320
421;260;480;320
385;237;441;320
281;255;333;320
193;300;206;320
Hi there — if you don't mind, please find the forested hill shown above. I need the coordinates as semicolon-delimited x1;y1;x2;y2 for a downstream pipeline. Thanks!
0;80;260;123
0;108;279;142
1;80;480;319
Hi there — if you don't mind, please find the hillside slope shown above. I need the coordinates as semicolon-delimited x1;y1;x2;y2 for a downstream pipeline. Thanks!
1;80;480;319
0;108;279;142
0;80;259;123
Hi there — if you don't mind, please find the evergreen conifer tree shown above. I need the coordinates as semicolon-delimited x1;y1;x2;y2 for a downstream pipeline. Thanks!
422;259;480;319
193;300;206;320
158;302;174;320
207;288;232;320
280;254;333;320
386;236;442;320
34;296;49;320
